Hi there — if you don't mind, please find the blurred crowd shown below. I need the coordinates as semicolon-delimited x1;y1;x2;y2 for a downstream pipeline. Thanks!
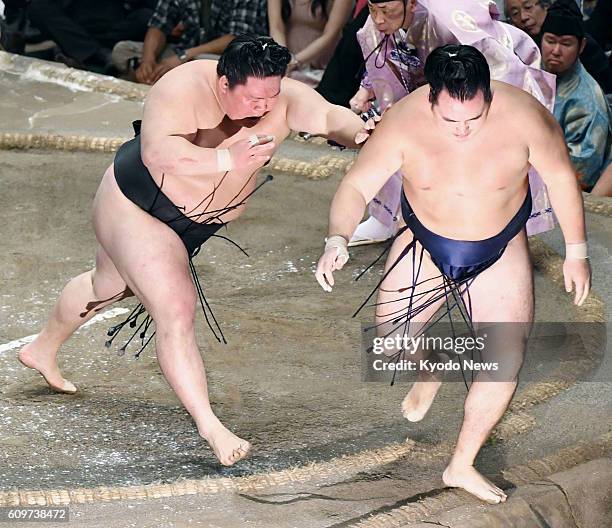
0;0;610;194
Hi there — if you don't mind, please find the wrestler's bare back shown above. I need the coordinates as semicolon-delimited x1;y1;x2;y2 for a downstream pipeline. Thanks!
385;81;541;240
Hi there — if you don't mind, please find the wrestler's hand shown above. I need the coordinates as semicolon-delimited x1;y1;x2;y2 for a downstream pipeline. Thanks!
135;59;156;84
228;135;276;170
349;87;374;114
355;115;382;145
315;236;349;292
563;258;591;306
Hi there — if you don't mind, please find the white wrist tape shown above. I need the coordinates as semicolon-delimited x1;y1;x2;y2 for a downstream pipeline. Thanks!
216;148;233;172
325;235;349;264
565;242;588;259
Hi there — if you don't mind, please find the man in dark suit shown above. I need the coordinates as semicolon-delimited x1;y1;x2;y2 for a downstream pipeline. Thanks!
27;0;155;72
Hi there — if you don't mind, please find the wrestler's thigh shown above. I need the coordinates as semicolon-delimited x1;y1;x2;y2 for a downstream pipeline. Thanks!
465;231;533;380
375;227;446;333
466;230;534;324
92;167;196;320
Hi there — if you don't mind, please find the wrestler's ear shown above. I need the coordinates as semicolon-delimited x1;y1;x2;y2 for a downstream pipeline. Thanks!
219;75;230;94
578;38;586;54
408;0;417;12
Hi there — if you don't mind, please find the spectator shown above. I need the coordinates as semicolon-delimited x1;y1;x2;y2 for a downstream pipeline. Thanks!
585;0;612;50
504;0;550;34
112;0;267;85
316;1;369;107
591;162;612;196
541;0;612;190
0;0;27;53
505;0;612;93
267;0;352;86
346;0;556;245
27;0;154;73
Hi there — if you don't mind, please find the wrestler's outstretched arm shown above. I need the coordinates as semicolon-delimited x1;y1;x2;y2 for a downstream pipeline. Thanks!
526;99;591;306
314;104;405;291
139;70;274;177
285;79;366;149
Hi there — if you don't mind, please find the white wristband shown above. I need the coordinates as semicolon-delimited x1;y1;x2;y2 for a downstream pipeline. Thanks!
565;242;588;259
325;235;349;265
216;148;233;172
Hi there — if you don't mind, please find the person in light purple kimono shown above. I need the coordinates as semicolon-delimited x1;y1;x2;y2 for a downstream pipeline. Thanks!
348;0;557;245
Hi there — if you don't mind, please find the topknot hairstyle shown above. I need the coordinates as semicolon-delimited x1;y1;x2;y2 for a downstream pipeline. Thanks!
217;35;292;88
424;44;493;106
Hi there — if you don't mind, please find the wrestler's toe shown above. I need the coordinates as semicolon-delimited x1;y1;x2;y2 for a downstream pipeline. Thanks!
223;447;248;467
233;443;251;461
442;465;507;504
479;484;506;504
58;379;77;394
239;441;252;457
220;442;251;466
492;486;507;501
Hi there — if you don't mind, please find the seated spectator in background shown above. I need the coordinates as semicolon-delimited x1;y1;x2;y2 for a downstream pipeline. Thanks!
112;0;267;84
27;0;154;73
504;0;550;35
585;0;612;51
267;0;353;87
346;0;556;246
541;0;612;190
505;0;612;93
316;1;370;107
0;0;28;53
585;0;612;101
591;162;612;197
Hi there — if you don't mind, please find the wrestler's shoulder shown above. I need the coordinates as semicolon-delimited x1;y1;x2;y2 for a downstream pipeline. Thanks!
278;77;337;116
382;86;429;120
144;60;221;129
151;60;217;96
491;81;556;135
491;80;547;114
279;76;317;99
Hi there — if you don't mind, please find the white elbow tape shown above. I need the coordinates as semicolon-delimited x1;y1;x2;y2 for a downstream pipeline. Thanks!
325;235;349;264
216;148;233;172
565;242;588;259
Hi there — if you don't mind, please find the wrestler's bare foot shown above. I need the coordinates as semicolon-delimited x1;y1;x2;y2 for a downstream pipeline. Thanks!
442;463;507;504
401;379;442;422
17;342;77;394
200;418;251;466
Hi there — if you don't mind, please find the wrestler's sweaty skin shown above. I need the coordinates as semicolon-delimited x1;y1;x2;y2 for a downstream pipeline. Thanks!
19;51;366;467
316;79;590;502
